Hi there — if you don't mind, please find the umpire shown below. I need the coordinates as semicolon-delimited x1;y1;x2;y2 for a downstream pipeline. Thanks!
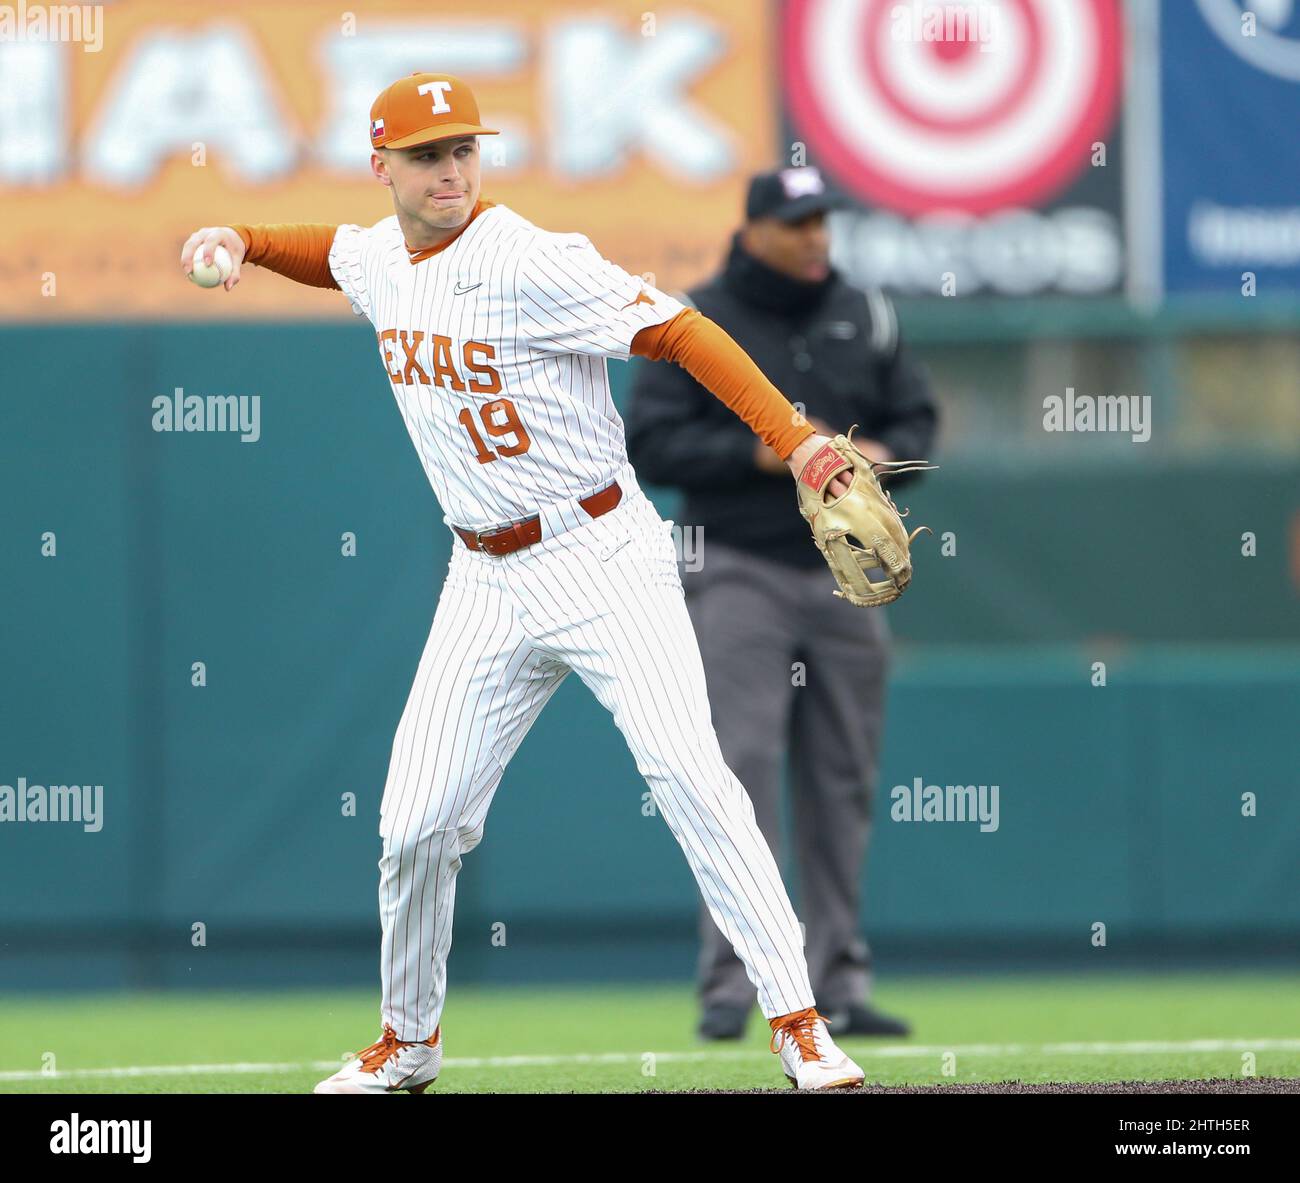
626;167;938;1040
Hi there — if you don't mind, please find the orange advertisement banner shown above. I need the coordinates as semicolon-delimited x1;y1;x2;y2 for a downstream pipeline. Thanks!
0;0;776;320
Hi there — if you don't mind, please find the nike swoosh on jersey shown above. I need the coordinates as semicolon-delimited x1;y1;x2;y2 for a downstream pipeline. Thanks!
621;291;655;310
453;281;483;295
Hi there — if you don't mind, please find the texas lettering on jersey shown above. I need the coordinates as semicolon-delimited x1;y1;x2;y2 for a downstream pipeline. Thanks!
376;330;502;393
328;202;685;530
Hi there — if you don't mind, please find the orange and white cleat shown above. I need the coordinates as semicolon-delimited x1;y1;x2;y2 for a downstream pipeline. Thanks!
769;1007;865;1090
313;1024;442;1094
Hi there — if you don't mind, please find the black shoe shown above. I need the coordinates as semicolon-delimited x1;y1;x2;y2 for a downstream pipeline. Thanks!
697;1004;750;1041
826;1003;911;1038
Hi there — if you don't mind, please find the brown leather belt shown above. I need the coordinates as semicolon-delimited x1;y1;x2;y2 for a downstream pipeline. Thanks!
453;481;623;556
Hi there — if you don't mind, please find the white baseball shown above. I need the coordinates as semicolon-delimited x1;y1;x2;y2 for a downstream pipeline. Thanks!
189;244;233;288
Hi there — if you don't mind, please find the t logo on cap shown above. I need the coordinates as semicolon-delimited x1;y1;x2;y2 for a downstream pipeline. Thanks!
418;81;454;115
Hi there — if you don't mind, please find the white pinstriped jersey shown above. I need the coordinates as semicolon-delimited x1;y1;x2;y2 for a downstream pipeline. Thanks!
327;204;686;531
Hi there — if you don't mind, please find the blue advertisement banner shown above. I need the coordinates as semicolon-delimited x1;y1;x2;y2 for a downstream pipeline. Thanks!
1162;0;1300;295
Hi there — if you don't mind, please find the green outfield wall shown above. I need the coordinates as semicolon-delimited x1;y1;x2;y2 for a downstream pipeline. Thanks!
1;324;1297;990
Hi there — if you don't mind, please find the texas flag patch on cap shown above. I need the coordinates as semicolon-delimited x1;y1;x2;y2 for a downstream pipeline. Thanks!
370;118;385;142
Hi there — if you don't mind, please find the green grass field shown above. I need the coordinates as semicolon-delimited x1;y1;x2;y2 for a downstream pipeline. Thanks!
1;973;1296;1093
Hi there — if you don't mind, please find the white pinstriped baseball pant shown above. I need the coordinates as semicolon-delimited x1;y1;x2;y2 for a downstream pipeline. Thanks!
376;481;815;1039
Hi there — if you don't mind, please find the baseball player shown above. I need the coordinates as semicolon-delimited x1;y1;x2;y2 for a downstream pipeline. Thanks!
181;73;866;1093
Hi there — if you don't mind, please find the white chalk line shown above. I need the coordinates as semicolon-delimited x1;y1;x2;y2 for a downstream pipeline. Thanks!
1;1038;1297;1083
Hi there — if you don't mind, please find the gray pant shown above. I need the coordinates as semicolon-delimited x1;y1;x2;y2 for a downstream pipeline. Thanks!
684;539;891;1013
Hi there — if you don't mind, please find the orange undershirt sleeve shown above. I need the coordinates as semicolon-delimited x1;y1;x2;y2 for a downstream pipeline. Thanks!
631;308;815;461
230;224;341;290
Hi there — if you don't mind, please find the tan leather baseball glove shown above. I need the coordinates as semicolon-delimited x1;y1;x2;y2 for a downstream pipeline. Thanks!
795;428;937;607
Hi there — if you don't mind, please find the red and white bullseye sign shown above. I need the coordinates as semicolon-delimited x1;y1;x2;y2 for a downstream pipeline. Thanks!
781;0;1122;214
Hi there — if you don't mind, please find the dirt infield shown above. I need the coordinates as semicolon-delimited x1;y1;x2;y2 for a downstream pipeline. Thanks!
679;1077;1300;1095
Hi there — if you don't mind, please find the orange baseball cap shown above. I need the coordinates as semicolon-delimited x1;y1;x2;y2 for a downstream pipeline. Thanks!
369;72;499;150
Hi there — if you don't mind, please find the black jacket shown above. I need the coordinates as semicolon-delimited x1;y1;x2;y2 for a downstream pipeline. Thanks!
626;233;939;569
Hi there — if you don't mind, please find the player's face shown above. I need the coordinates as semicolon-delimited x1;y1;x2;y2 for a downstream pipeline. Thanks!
375;136;482;232
742;212;831;283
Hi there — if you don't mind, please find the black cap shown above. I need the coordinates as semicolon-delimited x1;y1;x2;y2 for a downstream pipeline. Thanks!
745;166;847;222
